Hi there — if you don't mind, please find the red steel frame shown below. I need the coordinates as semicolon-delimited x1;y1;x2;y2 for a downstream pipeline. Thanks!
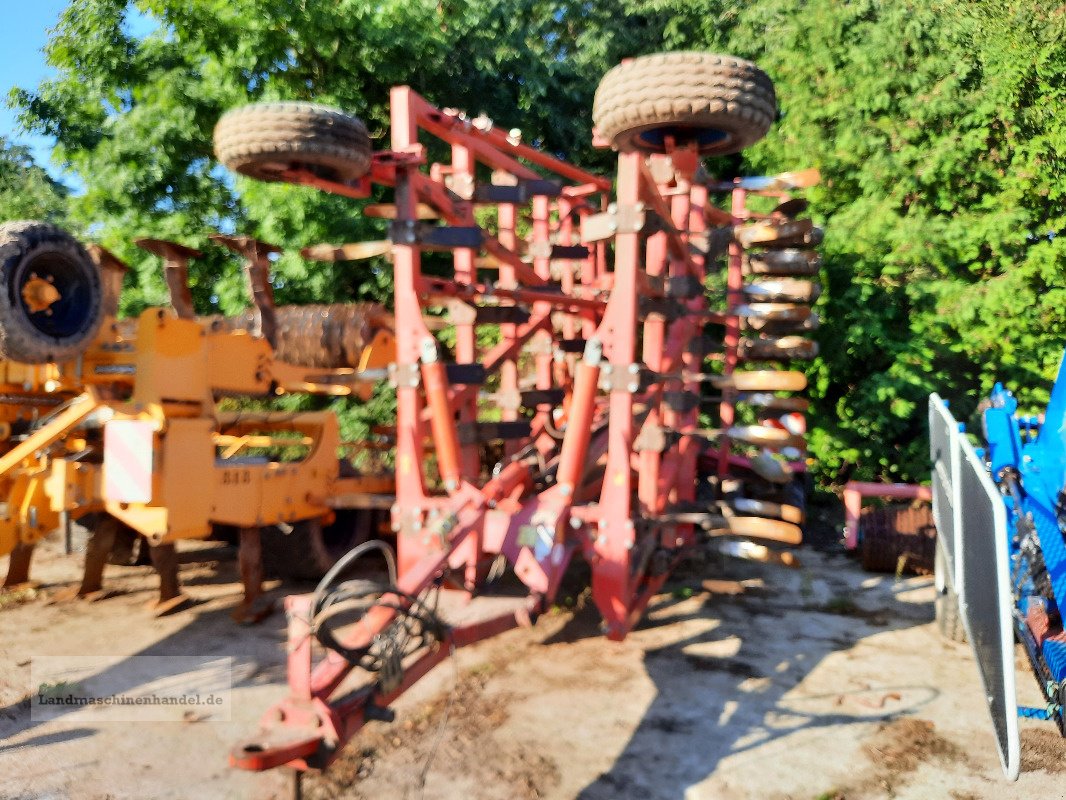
230;87;753;773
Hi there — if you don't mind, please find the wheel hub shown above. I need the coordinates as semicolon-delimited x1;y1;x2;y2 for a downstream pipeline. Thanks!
21;274;61;314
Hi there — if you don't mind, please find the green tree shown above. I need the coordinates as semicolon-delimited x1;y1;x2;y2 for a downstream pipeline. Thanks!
9;0;698;316
14;0;1066;484
0;137;69;223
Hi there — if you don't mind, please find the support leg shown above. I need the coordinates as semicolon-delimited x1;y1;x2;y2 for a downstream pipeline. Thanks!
3;539;37;589
232;526;273;624
148;542;191;616
77;518;118;597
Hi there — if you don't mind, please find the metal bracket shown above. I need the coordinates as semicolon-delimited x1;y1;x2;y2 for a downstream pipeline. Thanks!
446;299;478;326
634;423;670;453
389;220;483;251
388;362;421;389
581;202;651;242
393;504;427;536
445;172;475;200
599;363;647;393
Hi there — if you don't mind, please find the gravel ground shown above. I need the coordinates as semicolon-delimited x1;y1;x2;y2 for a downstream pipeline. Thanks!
1;523;1065;800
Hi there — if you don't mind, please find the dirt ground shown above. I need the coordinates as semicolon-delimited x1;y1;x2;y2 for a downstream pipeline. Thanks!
2;522;1066;800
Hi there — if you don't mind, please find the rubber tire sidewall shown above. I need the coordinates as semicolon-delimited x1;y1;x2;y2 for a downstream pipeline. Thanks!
593;52;776;156
0;221;103;364
214;102;372;184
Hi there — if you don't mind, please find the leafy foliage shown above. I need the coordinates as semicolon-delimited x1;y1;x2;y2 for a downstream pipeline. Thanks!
10;0;1066;484
0;138;69;223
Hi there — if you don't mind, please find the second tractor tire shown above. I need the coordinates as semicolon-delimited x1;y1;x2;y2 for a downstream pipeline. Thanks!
593;52;776;155
214;102;372;184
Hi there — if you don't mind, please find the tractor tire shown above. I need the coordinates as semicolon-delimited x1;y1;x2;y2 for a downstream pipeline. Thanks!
593;52;776;155
214;102;372;184
0;221;103;364
935;535;966;643
744;249;821;277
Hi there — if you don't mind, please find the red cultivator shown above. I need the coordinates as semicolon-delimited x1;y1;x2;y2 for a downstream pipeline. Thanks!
220;52;818;776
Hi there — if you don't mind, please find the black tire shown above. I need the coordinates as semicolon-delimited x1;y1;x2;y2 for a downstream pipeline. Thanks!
214;102;372;184
935;535;967;643
593;52;776;155
0;221;103;363
745;249;821;277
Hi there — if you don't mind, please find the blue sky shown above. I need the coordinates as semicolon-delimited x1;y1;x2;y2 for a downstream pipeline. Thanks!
0;1;156;180
0;0;69;169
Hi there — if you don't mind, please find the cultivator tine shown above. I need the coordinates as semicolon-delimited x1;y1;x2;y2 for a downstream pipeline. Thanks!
711;539;800;568
134;238;202;319
742;278;821;303
47;518;121;604
211;234;282;347
726;496;805;524
363;202;439;220
733;303;813;323
770;197;810;219
749;451;796;484
79;521;117;597
744;249;822;277
148;542;191;616
2;539;37;589
231;527;273;625
300;241;392;261
725;425;807;450
739;336;819;362
694;370;808;392
708;167;821;193
737;393;811;412
86;243;130;318
746;312;820;334
716;516;803;545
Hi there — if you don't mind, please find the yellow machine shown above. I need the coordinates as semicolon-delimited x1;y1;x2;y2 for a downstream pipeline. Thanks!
0;224;395;619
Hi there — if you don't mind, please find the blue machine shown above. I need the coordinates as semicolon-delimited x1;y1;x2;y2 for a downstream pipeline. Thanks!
982;354;1066;732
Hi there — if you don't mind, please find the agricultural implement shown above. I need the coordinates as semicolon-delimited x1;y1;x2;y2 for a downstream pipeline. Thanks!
213;51;822;777
0;222;397;618
929;357;1066;780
